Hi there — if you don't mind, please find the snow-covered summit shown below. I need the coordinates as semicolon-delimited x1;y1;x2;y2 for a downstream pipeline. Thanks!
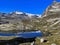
14;11;24;14
12;11;41;18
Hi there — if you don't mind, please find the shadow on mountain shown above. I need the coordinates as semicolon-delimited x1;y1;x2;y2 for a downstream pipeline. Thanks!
0;37;35;45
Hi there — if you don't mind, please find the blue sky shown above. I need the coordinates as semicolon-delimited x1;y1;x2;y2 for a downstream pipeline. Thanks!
0;0;60;14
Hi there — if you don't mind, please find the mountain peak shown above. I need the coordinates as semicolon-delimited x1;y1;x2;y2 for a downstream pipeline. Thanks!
42;0;60;17
10;11;24;15
14;11;24;14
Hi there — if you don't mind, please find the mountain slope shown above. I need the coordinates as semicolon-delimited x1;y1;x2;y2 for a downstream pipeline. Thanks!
0;11;41;33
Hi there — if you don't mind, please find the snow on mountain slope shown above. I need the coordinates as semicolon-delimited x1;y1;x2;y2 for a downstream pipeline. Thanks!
15;11;24;14
9;11;41;18
0;11;41;22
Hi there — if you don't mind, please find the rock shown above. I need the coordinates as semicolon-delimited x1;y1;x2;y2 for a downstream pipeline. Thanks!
40;38;48;43
51;43;57;45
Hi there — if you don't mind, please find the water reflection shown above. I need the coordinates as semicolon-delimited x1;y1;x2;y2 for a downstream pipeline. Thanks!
0;37;35;45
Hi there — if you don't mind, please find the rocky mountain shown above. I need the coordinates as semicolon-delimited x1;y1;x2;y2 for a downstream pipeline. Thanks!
0;11;41;19
42;0;60;16
0;11;41;24
0;11;41;33
39;0;60;31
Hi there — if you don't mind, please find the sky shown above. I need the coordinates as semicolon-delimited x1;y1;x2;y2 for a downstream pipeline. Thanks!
0;0;60;14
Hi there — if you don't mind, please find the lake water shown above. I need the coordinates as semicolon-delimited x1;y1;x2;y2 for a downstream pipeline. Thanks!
0;31;43;38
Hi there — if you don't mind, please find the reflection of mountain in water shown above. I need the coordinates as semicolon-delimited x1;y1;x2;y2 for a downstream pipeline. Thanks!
0;37;35;45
